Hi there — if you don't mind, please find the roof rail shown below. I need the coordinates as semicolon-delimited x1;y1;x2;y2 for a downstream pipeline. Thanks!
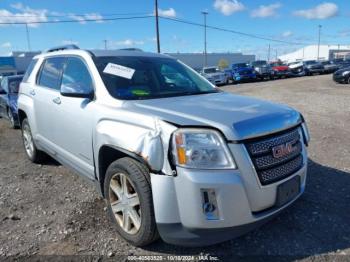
46;44;80;53
118;48;143;52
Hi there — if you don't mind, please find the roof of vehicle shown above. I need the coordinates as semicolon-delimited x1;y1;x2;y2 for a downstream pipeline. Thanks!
35;45;172;60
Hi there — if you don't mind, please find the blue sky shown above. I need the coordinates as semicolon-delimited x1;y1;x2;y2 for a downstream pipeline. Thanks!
0;0;349;59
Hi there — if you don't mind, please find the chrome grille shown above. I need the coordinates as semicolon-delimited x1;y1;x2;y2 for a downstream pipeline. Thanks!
245;128;303;185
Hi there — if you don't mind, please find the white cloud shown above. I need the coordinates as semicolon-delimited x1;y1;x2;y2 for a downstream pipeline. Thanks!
69;13;104;24
61;40;79;46
0;3;48;27
1;42;12;48
282;31;293;37
251;3;281;18
293;2;338;19
112;39;145;47
213;0;245;16
0;3;104;27
339;29;350;37
157;8;176;18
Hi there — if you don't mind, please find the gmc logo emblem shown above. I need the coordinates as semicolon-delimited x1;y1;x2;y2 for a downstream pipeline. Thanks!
272;142;296;158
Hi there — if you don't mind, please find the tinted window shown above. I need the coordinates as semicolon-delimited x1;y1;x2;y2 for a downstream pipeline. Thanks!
23;59;38;82
94;56;217;100
38;57;65;90
61;57;93;94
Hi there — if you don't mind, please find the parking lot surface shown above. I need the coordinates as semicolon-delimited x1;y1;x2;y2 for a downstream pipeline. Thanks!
0;74;349;261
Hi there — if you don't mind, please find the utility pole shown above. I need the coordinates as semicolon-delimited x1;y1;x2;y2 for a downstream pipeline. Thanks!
103;40;108;50
275;49;278;60
25;23;31;51
317;25;322;61
155;0;160;53
201;11;208;67
267;44;271;62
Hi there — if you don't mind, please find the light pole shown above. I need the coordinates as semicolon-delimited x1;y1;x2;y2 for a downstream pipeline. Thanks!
155;0;161;53
201;11;208;67
267;43;271;62
25;23;31;51
317;25;322;61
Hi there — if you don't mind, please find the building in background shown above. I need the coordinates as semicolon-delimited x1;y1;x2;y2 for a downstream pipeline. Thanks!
278;45;350;63
0;51;40;76
166;52;255;71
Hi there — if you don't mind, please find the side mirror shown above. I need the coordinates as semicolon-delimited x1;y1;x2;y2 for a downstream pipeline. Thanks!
0;89;6;95
60;84;94;99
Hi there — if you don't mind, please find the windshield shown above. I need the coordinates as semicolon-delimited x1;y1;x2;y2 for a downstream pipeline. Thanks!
203;67;218;74
252;61;267;66
94;56;218;100
305;61;317;65
232;63;248;68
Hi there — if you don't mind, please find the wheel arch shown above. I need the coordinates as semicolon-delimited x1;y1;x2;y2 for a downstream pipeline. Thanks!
97;145;151;197
17;109;27;127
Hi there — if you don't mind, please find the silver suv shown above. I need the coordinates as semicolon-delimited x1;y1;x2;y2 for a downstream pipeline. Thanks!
18;45;310;247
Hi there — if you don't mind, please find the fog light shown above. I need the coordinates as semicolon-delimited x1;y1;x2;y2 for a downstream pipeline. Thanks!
201;189;219;220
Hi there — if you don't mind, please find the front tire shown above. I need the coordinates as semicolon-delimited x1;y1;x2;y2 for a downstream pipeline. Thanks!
21;118;46;163
104;157;158;246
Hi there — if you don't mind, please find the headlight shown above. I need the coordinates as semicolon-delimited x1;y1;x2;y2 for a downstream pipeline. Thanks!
342;71;350;76
172;129;236;169
300;115;310;146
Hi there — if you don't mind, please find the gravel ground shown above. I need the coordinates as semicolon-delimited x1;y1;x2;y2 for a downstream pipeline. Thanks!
0;74;349;261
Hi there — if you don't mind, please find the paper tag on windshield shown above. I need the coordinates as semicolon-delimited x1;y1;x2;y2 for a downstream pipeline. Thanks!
103;63;135;79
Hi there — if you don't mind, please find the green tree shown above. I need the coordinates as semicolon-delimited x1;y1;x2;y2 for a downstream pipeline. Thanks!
218;59;229;70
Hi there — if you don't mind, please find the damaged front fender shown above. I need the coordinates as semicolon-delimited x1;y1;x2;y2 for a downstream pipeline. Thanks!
95;117;177;178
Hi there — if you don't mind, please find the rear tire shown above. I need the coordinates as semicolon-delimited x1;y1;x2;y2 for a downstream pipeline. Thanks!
21;118;47;163
104;157;159;246
7;109;18;129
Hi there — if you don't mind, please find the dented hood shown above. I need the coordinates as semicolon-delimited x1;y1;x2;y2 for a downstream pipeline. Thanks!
126;92;301;141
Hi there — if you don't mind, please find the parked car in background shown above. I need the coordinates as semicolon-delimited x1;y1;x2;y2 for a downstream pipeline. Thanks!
250;60;273;80
223;68;233;83
320;61;339;74
269;61;291;79
200;66;227;85
0;75;23;128
336;60;350;70
288;61;305;77
18;46;310;247
333;67;350;84
231;63;256;83
303;60;324;76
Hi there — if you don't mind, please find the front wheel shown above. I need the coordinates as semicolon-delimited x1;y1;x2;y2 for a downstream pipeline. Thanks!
104;157;159;246
21;118;46;163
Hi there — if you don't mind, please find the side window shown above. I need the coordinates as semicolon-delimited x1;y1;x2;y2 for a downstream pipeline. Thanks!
61;57;93;94
22;58;38;83
38;57;65;90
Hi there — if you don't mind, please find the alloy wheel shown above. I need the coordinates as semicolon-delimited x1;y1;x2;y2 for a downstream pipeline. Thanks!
22;124;34;158
109;173;141;235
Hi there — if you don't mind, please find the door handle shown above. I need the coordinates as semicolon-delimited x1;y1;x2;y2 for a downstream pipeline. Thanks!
30;90;35;96
52;97;61;105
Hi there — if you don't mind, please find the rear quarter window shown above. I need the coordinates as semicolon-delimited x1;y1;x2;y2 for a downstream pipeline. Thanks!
22;59;38;83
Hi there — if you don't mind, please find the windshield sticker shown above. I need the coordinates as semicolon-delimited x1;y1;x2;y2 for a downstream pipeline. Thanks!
103;63;135;79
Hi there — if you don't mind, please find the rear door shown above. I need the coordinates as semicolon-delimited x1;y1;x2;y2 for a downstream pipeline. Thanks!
34;56;66;150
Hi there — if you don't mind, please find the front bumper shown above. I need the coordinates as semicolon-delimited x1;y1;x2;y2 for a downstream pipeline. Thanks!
234;74;256;82
333;74;346;83
274;71;291;77
151;141;308;246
